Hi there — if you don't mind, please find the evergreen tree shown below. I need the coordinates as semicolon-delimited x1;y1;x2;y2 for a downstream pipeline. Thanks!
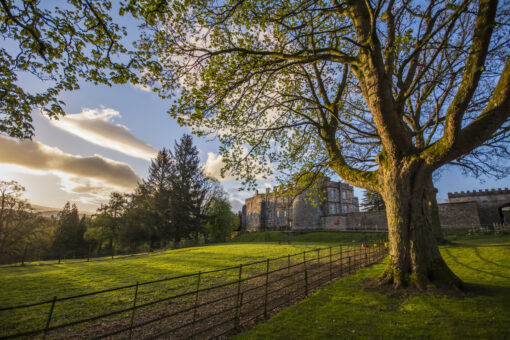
142;148;174;245
361;190;385;212
53;202;86;258
168;134;213;246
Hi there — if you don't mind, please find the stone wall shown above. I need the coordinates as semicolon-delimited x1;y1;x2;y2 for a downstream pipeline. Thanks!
448;188;510;225
437;201;481;229
291;191;323;230
345;211;388;230
244;193;264;232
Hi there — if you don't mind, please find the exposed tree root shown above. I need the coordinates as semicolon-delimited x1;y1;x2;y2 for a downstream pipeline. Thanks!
378;260;463;292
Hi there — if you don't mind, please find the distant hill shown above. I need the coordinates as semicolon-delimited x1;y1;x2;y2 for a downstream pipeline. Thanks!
30;204;95;218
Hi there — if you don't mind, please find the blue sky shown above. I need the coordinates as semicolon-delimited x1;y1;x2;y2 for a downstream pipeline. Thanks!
0;6;508;213
1;77;508;213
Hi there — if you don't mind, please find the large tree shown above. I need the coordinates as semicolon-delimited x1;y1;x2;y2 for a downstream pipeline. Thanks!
167;134;217;245
130;0;510;289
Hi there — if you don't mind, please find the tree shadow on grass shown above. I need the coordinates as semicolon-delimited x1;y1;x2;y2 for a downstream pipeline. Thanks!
471;246;510;270
442;248;510;280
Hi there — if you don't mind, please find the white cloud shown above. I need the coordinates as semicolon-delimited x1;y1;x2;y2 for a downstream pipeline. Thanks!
229;197;244;213
0;136;140;194
48;107;158;161
204;152;236;182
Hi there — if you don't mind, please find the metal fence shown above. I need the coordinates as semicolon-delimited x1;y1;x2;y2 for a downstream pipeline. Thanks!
0;242;387;339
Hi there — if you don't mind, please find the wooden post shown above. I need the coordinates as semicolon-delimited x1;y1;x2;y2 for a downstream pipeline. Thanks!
128;282;139;340
304;269;308;297
348;256;351;274
329;246;332;281
339;245;343;276
264;259;270;319
317;248;320;283
191;272;201;338
235;264;243;329
359;244;362;269
43;296;57;340
287;254;290;301
236;292;244;329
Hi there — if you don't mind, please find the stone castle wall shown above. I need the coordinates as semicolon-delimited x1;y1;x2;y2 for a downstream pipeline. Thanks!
448;188;510;225
242;187;509;232
437;201;481;229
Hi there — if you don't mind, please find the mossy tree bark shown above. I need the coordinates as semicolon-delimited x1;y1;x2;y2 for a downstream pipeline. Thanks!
377;161;460;288
426;177;444;243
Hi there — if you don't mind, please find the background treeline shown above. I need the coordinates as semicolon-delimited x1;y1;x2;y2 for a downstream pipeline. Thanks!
0;135;239;265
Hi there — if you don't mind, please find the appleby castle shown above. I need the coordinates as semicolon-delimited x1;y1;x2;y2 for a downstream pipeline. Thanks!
241;178;510;232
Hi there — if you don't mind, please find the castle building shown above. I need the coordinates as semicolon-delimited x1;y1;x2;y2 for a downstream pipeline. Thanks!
242;183;510;232
242;178;359;232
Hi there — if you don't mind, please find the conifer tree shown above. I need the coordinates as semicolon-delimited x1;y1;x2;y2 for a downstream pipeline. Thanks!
361;190;385;212
168;134;213;245
53;202;86;258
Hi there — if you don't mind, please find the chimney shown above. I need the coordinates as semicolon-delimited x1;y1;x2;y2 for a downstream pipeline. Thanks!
255;190;259;195
266;188;270;195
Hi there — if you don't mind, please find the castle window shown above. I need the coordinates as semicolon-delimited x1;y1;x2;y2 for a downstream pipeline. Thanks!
329;203;336;214
277;211;280;218
343;205;349;213
329;188;338;201
342;191;347;199
284;210;287;217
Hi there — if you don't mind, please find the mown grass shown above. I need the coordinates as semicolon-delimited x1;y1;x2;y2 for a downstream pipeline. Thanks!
232;231;386;244
0;233;372;337
237;235;510;339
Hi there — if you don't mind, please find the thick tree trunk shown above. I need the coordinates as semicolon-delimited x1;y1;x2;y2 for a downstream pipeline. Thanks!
379;163;461;289
425;176;445;243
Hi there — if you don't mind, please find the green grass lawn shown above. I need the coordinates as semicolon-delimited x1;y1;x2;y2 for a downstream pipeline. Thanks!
236;235;510;339
0;239;365;337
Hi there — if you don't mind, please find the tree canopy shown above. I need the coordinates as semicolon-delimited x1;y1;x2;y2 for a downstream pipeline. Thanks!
129;0;510;289
0;0;133;138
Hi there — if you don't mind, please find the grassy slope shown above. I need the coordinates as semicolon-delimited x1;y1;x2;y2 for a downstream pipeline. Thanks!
0;239;363;336
237;235;510;339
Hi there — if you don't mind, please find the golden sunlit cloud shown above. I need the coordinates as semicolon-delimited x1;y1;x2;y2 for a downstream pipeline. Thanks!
204;152;236;182
48;107;158;160
0;136;140;192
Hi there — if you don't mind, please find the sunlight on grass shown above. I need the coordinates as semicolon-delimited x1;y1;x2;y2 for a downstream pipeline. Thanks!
237;235;510;339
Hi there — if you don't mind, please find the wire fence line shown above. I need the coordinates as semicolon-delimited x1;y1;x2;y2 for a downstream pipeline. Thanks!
0;241;388;339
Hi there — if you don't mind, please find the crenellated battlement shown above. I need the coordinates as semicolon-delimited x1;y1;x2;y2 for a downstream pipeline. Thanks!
448;188;510;198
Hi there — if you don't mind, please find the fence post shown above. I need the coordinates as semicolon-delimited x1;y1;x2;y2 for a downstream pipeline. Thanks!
317;248;321;283
236;292;244;330
264;259;270;319
287;254;291;300
304;269;309;297
348;256;351;274
303;251;306;270
339;245;343;276
235;264;243;329
329;246;332;281
128;282;139;340
43;296;57;340
191;272;201;338
359;244;362;269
